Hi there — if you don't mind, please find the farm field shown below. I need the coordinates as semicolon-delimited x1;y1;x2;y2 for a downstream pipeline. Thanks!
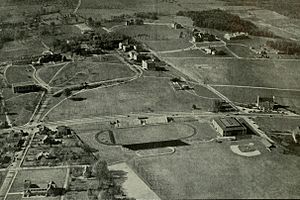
49;57;135;87
212;86;300;113
5;65;34;84
9;168;67;193
5;92;41;126
163;57;300;90
113;123;196;145
43;77;216;122
131;139;300;199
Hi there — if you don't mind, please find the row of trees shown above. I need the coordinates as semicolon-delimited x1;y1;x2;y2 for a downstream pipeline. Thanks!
177;9;276;37
266;40;300;54
134;12;159;20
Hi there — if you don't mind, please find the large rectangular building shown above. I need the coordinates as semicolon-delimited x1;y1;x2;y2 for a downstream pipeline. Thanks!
212;117;247;136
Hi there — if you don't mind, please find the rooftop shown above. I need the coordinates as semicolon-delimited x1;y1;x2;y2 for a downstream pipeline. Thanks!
213;117;246;131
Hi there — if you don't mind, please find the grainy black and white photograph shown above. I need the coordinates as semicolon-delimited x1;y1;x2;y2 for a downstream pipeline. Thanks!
0;0;299;199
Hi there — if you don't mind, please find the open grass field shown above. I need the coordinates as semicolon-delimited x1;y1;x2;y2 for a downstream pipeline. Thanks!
9;168;67;193
113;123;195;145
43;77;216;122
131;139;300;199
0;39;46;62
49;57;134;87
161;48;232;57
115;25;192;51
227;44;257;58
0;171;6;189
145;39;192;52
5;65;34;84
5;92;41;126
163;57;300;90
6;194;60;200
115;24;189;40
253;117;300;133
37;63;67;84
253;117;300;156
212;86;300;113
72;123;132;164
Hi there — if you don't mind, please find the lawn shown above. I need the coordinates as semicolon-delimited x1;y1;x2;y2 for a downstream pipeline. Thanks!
130;139;300;199
9;168;67;193
163;57;300;90
5;92;41;126
113;123;195;145
43;77;216;122
5;65;34;84
212;86;300;113
49;57;135;87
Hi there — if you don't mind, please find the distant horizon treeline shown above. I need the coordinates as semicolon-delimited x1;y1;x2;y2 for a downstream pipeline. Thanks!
266;40;300;54
221;0;300;19
176;9;277;38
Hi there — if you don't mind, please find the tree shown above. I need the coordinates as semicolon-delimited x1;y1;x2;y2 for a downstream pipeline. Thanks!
93;160;110;188
211;99;223;113
63;88;72;97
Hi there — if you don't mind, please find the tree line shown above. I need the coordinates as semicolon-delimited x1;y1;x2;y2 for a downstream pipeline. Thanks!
266;40;300;54
177;9;276;37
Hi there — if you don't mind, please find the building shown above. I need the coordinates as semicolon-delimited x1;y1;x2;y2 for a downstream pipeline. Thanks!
125;18;143;26
212;117;247;136
129;51;142;61
23;180;58;197
171;22;183;29
122;45;133;52
201;47;216;55
192;35;203;43
224;32;249;40
142;59;156;70
256;96;275;111
12;82;41;93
